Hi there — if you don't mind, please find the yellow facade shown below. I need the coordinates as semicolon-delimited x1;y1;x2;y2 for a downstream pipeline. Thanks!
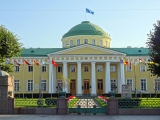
9;21;159;95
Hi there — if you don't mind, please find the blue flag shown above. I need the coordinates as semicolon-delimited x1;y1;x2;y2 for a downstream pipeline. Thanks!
86;8;94;15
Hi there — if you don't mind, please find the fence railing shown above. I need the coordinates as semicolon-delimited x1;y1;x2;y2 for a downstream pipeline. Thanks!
118;99;160;109
15;98;57;108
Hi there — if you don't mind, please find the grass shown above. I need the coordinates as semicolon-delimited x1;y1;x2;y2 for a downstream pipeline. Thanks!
68;97;79;108
95;98;107;108
15;98;57;108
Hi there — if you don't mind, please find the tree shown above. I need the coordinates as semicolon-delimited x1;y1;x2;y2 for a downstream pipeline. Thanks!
0;25;23;72
146;20;160;77
59;73;71;92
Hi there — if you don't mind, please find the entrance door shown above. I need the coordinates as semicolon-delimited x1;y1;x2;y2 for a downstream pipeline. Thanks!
70;80;76;95
97;79;103;94
84;80;90;94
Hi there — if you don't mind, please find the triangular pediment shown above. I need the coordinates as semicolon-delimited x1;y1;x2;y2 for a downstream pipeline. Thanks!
48;44;126;56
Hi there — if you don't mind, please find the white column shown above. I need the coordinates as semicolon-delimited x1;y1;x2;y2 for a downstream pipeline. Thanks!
120;62;125;86
49;57;53;93
77;62;82;95
63;62;68;93
118;63;121;93
105;62;111;93
91;62;96;95
52;65;56;93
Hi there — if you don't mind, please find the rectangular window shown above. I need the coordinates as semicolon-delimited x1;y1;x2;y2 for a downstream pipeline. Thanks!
111;79;116;91
57;80;63;92
110;66;116;72
42;66;46;72
84;66;89;72
28;66;33;72
155;79;160;91
126;79;132;90
126;65;132;72
141;79;147;91
97;65;103;72
66;41;68;46
58;66;63;72
77;39;80;45
106;41;108;47
140;65;146;72
41;80;47;91
14;80;20;91
92;39;95;45
99;40;102;46
70;66;76;72
70;40;73;46
27;80;33;91
15;66;20;72
84;39;88;44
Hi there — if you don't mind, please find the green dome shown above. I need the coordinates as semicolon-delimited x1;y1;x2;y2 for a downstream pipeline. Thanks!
62;21;109;38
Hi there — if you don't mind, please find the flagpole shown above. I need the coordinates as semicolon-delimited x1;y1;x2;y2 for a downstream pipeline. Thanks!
85;8;87;20
32;59;34;98
39;60;41;98
23;58;24;99
134;60;137;98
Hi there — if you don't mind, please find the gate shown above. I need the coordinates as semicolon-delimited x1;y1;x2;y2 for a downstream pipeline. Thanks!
68;95;107;115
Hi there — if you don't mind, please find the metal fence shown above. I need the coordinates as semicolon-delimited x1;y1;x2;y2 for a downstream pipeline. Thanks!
15;98;57;108
118;99;160;108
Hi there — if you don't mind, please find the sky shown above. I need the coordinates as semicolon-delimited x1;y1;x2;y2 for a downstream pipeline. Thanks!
0;0;160;48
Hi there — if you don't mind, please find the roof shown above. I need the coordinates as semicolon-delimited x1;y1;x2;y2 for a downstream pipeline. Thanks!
62;21;109;38
20;44;149;57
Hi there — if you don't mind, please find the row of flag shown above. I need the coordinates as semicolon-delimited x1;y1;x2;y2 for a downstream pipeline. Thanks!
6;59;58;67
119;58;159;69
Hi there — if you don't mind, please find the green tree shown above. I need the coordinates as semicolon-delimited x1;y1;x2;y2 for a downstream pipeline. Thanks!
146;20;160;77
0;25;23;72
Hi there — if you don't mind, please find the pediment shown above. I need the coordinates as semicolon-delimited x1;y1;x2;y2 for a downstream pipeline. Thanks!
48;44;125;56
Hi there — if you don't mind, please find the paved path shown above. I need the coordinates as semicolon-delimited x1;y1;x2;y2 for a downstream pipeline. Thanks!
0;115;160;120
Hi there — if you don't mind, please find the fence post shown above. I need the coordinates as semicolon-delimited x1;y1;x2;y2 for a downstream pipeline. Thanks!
107;97;119;115
57;98;68;115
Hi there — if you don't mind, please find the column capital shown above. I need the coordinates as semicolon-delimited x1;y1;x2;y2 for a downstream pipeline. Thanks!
77;61;82;64
106;61;111;64
91;61;96;64
63;61;68;64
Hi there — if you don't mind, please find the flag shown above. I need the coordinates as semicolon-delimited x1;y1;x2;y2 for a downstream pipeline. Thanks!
129;60;132;70
124;61;128;65
52;59;58;67
139;58;146;65
42;60;49;66
33;60;39;66
86;8;94;15
119;59;123;64
14;60;20;66
24;59;30;65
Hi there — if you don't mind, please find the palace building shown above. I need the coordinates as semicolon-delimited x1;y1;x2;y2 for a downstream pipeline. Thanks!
9;21;160;95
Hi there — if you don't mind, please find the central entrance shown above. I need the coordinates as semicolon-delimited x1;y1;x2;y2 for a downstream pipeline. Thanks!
84;79;90;94
97;79;103;94
70;79;76;95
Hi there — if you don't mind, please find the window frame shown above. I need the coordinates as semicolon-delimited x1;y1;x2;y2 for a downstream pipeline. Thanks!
97;65;103;72
84;39;88;44
140;78;147;91
126;78;133;90
84;65;89;72
110;66;116;72
57;66;63;72
40;80;47;91
15;66;20;72
70;40;73;46
41;66;46;72
28;66;33;72
14;80;20;92
126;65;132;72
140;65;146;72
99;40;102;46
155;79;160;91
70;66;76;72
92;39;95;45
110;79;117;91
27;80;34;91
77;39;80;45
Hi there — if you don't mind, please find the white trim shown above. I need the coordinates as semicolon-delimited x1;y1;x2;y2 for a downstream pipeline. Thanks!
140;64;146;72
48;44;126;55
126;78;133;90
126;65;132;72
26;79;34;92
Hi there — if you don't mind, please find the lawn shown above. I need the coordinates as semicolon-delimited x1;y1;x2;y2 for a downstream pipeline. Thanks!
15;98;57;108
68;97;79;108
95;97;107;108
